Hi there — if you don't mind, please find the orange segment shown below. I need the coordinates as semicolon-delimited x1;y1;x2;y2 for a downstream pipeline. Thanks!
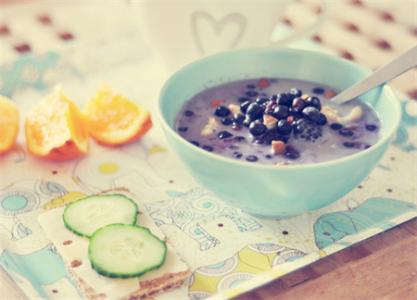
25;87;89;161
84;86;152;146
0;96;19;154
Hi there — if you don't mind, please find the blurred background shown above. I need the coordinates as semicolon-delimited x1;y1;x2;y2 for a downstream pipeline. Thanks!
0;0;416;103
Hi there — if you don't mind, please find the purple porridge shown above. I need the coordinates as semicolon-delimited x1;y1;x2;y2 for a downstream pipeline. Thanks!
175;78;380;165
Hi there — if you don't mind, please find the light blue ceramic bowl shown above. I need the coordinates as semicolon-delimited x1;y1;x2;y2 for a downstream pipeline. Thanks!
158;48;401;218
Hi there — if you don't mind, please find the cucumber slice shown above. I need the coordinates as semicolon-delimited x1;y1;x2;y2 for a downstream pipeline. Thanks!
63;194;137;238
88;224;167;278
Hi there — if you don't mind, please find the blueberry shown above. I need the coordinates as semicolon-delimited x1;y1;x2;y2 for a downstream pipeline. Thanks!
365;124;378;131
316;113;327;126
233;151;243;159
280;135;290;143
246;84;256;89
293;119;308;134
246;103;264;120
240;100;252;114
339;128;354;137
294;117;306;125
286;93;295;101
264;101;277;115
218;131;233;139
263;128;284;145
233;113;245;125
289;88;302;98
330;123;343;130
238;97;251;103
302;106;321;122
214;105;230;117
246;155;258;162
273;105;289;119
189;140;199;147
246;90;258;98
305;96;321;110
289;109;303;119
221;117;233;126
184;110;194;117
291;97;306;113
312;87;325;94
234;136;246;142
202;145;213;152
284;145;300;160
277;120;292;135
178;127;188;132
293;119;322;142
249;120;267;136
256;97;269;105
343;141;355;148
265;154;273;159
276;93;292;106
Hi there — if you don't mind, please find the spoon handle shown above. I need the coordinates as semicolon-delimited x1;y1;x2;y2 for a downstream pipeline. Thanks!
331;44;417;104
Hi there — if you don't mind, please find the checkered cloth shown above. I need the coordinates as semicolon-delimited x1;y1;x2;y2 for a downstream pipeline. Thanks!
0;0;415;98
286;0;417;99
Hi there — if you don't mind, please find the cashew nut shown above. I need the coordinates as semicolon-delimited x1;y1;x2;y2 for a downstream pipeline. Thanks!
228;104;241;115
201;117;220;136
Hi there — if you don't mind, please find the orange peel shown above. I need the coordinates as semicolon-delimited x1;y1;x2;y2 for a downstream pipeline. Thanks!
25;87;89;161
0;95;19;154
84;86;152;146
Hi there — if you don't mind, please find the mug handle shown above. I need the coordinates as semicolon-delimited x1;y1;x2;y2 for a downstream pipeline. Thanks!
268;0;328;46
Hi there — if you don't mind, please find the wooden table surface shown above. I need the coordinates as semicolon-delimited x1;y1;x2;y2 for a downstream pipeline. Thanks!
236;217;417;300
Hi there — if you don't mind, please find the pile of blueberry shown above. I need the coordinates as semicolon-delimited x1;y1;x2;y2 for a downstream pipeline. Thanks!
213;88;328;148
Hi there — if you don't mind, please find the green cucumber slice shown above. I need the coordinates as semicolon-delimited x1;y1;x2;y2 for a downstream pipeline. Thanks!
88;224;167;278
63;194;137;238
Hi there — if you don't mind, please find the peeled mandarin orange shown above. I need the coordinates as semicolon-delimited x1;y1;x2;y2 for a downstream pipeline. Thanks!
84;87;152;146
25;87;89;161
0;95;19;154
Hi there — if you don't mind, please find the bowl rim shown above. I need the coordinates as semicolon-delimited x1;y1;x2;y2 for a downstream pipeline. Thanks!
158;47;402;170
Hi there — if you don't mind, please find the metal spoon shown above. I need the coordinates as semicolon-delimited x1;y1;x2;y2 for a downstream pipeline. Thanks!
331;44;417;104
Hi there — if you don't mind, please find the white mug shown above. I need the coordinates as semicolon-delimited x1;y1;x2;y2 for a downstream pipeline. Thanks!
132;0;327;72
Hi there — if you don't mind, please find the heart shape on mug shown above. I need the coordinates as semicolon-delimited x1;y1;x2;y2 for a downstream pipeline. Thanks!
191;11;247;55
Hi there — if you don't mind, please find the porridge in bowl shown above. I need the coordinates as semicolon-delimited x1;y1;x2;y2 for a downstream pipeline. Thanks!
175;78;380;165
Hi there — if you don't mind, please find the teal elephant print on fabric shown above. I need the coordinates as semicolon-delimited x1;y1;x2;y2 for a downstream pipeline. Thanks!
393;101;417;152
314;197;416;249
0;244;77;298
145;188;262;251
0;180;67;241
0;51;82;97
0;52;59;97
